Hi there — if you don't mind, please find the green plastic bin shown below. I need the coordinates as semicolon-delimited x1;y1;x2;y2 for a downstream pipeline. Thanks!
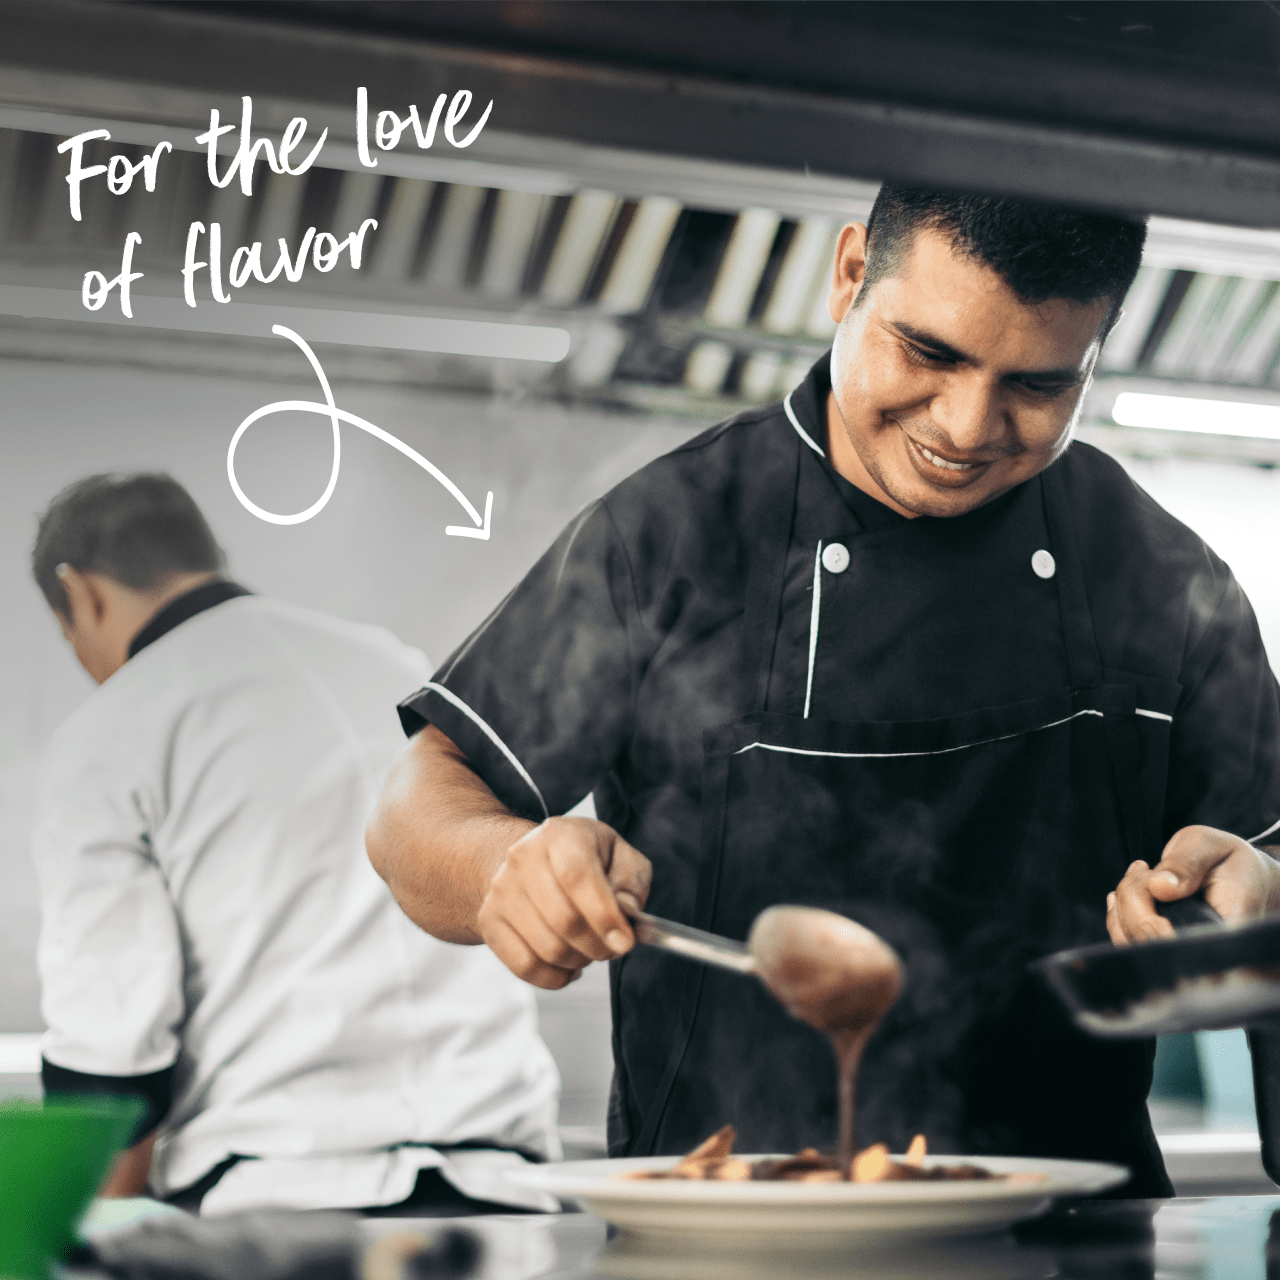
0;1097;142;1280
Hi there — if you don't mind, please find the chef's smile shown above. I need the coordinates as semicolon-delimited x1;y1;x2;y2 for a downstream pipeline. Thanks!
899;426;999;486
911;439;976;473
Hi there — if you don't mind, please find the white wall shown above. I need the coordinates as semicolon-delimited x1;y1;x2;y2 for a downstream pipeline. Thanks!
1116;454;1280;669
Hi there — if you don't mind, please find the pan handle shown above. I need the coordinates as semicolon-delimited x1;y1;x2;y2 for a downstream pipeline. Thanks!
1155;893;1224;931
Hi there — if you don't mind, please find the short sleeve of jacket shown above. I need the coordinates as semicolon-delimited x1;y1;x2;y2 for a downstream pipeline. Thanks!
1166;567;1280;844
398;500;644;818
32;729;185;1077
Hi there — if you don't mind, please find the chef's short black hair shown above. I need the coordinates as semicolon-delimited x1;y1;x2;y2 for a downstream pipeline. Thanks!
857;185;1147;329
33;473;225;616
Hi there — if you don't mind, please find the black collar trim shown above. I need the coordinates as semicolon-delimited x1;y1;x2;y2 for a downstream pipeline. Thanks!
127;581;253;660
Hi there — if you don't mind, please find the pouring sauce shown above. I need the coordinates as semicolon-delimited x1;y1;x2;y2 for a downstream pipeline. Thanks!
747;906;904;1178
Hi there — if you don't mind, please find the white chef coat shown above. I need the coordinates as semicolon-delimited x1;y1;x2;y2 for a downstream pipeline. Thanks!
32;594;560;1212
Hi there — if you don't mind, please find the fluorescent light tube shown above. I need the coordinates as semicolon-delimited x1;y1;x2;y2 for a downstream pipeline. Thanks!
1111;391;1280;441
0;286;571;362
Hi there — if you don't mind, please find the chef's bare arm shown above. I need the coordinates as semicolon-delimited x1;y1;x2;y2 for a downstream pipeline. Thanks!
1107;825;1280;945
99;1132;158;1198
366;725;652;989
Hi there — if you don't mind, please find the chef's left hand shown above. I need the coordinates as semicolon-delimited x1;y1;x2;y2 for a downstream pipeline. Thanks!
1107;825;1280;946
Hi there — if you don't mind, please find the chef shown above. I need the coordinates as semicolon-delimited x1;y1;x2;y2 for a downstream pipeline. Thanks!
32;473;560;1214
368;186;1280;1197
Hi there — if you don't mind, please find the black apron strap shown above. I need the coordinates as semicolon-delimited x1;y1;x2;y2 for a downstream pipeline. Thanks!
632;421;800;1156
630;748;730;1156
1041;461;1103;690
738;428;803;714
1043;457;1145;861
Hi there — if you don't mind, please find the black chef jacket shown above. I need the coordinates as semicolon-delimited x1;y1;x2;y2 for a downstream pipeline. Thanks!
400;353;1280;1168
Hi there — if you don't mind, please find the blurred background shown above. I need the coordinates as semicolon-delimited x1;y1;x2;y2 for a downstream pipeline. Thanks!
1;0;1280;1192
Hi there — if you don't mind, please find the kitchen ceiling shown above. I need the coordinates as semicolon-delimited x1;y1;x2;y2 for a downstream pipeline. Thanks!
1;0;1279;463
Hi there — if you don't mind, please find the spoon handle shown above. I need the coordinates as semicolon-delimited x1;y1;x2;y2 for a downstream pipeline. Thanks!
628;909;760;975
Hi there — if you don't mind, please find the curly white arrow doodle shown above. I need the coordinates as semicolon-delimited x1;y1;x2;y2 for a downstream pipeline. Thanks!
227;324;493;538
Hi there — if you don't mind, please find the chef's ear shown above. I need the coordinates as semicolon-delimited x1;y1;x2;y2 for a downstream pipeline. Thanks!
54;564;104;628
828;222;869;326
53;562;77;626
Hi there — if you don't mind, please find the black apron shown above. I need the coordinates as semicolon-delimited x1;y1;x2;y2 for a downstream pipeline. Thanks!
609;433;1172;1197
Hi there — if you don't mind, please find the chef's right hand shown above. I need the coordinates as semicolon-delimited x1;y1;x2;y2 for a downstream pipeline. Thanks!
477;816;652;989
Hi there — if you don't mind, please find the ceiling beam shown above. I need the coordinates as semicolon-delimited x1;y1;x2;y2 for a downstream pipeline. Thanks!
3;1;1280;227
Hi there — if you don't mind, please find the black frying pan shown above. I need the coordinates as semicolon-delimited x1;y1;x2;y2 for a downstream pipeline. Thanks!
1032;898;1280;1039
1033;897;1280;1187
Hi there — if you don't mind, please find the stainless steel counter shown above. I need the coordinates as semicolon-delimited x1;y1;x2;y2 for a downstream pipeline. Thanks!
360;1196;1280;1280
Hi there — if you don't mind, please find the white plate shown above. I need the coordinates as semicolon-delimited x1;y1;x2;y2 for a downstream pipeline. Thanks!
512;1155;1128;1250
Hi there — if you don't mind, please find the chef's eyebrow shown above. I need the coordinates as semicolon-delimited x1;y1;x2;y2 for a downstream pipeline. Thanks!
889;321;1083;382
891;322;972;364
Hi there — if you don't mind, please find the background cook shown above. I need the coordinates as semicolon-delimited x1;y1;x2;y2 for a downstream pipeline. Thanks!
32;473;560;1215
368;186;1280;1198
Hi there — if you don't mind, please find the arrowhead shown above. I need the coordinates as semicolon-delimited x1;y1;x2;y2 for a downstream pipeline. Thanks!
445;491;493;540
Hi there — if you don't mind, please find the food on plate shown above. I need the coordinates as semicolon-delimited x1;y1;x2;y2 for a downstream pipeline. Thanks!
622;1125;1045;1184
746;907;904;1176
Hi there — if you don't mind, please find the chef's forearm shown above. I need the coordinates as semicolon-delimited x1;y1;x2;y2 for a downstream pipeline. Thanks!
366;724;536;944
99;1131;157;1198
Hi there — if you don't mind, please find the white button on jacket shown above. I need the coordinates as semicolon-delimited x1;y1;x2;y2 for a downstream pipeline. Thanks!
822;542;851;574
1032;549;1057;579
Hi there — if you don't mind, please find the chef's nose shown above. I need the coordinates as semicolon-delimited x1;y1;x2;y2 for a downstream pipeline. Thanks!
929;373;1006;453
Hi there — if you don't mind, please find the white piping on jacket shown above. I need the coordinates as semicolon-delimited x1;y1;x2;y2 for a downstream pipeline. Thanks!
784;390;824;457
780;390;824;719
804;541;823;719
1135;708;1173;722
734;708;1107;761
425;681;549;818
1249;816;1280;844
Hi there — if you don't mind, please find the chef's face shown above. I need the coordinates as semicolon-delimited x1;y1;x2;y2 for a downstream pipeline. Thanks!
826;223;1110;518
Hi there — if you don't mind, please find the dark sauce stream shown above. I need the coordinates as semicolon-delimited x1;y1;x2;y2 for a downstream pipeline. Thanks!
748;906;904;1178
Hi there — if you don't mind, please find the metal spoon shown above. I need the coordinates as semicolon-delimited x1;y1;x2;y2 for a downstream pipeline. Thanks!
625;908;760;974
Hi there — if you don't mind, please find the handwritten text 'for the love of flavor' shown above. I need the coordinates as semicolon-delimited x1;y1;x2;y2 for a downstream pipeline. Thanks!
58;88;490;316
55;90;498;540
